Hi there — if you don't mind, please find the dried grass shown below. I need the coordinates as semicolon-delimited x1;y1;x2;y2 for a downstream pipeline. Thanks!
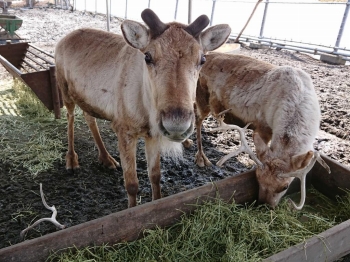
0;80;83;177
48;189;350;262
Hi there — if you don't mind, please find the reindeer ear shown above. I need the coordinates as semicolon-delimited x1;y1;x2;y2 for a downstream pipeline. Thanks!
253;133;271;160
121;20;150;50
200;24;231;52
291;151;314;170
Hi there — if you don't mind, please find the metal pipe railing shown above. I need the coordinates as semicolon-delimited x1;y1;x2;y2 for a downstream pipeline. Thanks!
210;0;217;26
79;0;350;58
259;0;269;42
334;0;350;52
231;33;350;56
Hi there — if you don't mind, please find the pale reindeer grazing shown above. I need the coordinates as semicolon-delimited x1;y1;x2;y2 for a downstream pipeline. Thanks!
55;9;231;207
188;52;330;209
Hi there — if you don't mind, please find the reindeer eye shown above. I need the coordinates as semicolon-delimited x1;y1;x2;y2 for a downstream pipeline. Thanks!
280;184;289;192
200;54;206;65
144;52;153;64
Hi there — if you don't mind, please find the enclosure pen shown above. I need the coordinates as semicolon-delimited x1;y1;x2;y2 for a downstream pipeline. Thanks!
0;2;349;262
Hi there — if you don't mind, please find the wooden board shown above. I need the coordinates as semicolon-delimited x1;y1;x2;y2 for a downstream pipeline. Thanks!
0;170;259;262
264;219;350;262
0;154;349;262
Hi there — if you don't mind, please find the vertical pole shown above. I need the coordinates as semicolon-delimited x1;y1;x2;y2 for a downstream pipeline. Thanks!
210;0;216;26
95;0;97;14
234;0;263;43
49;66;61;119
334;0;350;52
106;0;110;31
174;0;179;20
259;0;269;43
110;0;112;18
84;0;86;12
125;0;128;19
148;0;151;8
188;0;192;24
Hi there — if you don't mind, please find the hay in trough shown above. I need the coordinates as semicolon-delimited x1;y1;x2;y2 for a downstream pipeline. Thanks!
49;189;350;262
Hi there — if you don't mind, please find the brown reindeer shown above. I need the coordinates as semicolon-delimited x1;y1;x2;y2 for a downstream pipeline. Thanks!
55;9;231;207
187;52;330;209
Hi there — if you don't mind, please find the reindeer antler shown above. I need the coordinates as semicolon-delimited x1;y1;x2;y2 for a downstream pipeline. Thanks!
20;183;65;239
279;151;331;210
209;110;263;167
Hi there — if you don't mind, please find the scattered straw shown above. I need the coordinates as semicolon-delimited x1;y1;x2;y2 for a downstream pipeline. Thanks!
0;80;83;177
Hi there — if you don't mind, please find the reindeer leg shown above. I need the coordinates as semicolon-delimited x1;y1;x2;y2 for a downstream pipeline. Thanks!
117;129;138;208
65;102;79;171
145;137;161;200
195;121;212;167
84;112;119;169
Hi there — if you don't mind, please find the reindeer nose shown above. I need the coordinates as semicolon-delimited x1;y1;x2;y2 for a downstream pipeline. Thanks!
159;108;194;142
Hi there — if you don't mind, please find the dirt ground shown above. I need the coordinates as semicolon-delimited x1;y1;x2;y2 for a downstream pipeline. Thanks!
0;7;349;255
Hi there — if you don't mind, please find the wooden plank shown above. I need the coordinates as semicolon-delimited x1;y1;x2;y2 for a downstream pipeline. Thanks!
1;153;349;262
264;219;350;262
21;71;53;110
311;154;350;200
0;42;28;68
0;54;22;77
0;170;259;262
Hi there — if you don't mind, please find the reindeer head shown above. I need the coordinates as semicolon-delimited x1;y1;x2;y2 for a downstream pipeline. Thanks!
253;133;314;209
121;9;231;142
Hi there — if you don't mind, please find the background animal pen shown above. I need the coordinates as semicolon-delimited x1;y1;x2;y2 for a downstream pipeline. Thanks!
68;0;350;63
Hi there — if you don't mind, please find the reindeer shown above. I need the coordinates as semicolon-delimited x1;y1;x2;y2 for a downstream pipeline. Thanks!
187;52;330;209
55;9;231;207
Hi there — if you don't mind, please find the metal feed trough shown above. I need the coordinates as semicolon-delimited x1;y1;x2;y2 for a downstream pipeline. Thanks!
0;154;349;262
0;41;62;118
0;14;22;42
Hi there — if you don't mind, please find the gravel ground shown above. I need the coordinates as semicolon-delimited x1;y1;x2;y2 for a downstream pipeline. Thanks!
0;7;349;259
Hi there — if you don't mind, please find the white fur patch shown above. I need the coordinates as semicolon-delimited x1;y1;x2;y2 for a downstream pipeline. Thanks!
159;136;183;160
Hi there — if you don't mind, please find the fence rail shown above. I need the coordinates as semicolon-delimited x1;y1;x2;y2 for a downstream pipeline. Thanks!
72;0;349;58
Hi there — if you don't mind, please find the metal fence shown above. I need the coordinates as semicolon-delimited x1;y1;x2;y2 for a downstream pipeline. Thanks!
72;0;350;60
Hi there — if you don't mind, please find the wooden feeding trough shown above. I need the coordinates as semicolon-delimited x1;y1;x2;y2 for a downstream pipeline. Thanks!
0;154;349;262
0;41;62;118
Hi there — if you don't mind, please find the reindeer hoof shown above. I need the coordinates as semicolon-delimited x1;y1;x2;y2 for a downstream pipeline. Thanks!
182;139;193;149
195;152;212;167
98;154;120;169
66;166;80;175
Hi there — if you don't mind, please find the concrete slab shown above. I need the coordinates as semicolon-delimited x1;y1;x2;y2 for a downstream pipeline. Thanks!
320;53;346;65
249;42;269;49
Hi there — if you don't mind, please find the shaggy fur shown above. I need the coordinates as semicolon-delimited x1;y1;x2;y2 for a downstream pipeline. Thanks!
191;52;320;208
55;9;231;207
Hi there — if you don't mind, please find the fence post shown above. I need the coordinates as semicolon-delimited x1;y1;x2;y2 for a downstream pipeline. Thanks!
106;0;110;31
259;0;269;43
210;0;216;26
188;0;192;23
125;0;128;19
174;0;179;20
334;0;350;52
